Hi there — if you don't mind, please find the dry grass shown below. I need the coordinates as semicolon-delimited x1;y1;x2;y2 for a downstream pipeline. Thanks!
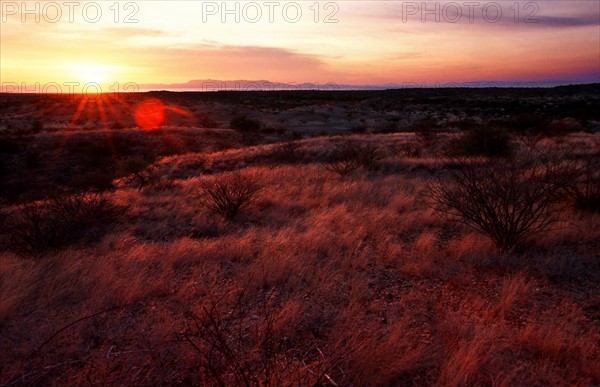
1;132;599;385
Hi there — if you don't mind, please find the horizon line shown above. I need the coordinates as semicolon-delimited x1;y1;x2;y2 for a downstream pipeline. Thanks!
2;81;599;94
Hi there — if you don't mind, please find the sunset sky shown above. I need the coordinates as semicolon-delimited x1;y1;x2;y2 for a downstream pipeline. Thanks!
1;0;599;90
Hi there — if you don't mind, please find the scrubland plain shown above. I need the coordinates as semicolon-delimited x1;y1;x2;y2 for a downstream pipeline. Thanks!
1;86;599;386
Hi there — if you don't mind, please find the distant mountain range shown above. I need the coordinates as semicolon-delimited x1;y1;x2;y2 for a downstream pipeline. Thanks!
2;79;598;94
139;79;600;92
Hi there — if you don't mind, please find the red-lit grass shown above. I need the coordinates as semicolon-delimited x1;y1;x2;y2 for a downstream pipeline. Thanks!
1;133;599;385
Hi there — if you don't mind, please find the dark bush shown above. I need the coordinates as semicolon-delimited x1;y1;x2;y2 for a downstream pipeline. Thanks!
377;121;400;134
1;191;118;257
567;157;600;212
351;125;368;134
428;152;567;252
230;116;261;133
415;129;441;148
117;155;155;189
288;131;302;141
266;141;304;165
394;141;422;158
356;142;385;170
412;119;441;147
112;136;137;156
199;172;261;220
198;113;220;128
79;143;114;170
24;151;40;169
322;142;361;176
450;126;513;157
453;119;480;131
0;137;23;154
31;120;43;133
322;141;384;176
505;114;548;133
71;170;115;191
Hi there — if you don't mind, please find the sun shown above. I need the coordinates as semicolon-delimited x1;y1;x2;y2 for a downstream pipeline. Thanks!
75;63;112;86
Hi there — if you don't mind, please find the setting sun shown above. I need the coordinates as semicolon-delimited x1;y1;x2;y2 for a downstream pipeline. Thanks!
73;63;112;86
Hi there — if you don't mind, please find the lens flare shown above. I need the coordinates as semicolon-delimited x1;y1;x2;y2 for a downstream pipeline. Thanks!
135;98;165;130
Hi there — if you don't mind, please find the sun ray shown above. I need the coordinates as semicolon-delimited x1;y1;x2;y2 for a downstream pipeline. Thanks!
96;95;118;158
104;94;127;122
53;95;89;161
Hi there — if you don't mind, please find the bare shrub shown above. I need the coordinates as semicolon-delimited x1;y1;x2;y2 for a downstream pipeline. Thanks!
117;155;156;189
356;142;385;170
322;141;384;176
428;152;567;252
180;289;342;386
413;119;441;148
199;172;261;220
450;125;514;157
516;131;546;150
266;141;303;165
198;112;219;128
393;141;422;158
1;191;118;256
168;157;207;180
322;143;361;176
181;293;283;386
567;156;600;212
504;113;548;133
230;115;261;133
71;170;115;191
